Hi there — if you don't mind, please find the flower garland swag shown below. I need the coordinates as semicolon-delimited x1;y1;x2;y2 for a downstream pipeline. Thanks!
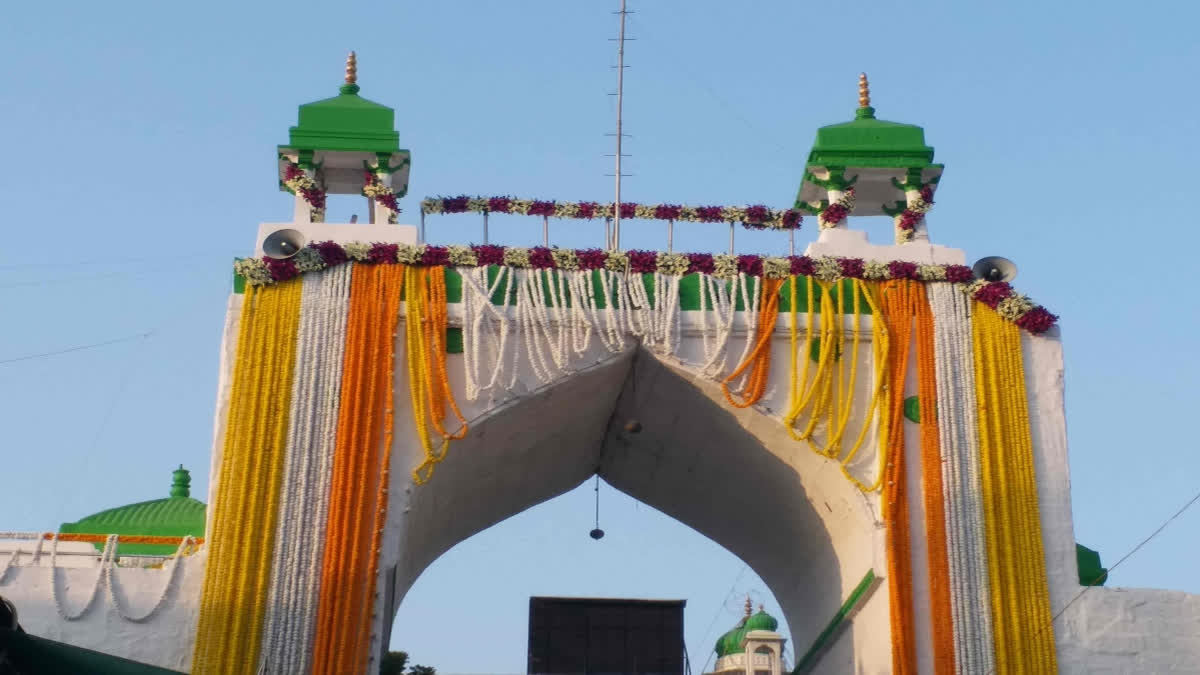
192;279;302;675
408;265;469;485
882;184;935;244
782;273;889;492
44;533;196;623
258;265;352;675
972;305;1058;673
817;188;856;229
362;170;400;224
930;283;996;674
311;264;405;675
232;243;1059;336
420;196;804;231
283;161;327;223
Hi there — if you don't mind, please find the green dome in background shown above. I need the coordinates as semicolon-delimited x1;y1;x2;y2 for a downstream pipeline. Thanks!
59;466;206;556
745;609;779;632
714;603;781;658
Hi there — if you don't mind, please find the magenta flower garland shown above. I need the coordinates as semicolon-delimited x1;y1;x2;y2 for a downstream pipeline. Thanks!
420;196;804;231
234;242;1058;334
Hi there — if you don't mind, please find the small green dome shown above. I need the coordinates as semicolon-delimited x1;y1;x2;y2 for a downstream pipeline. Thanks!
59;466;205;555
745;609;779;632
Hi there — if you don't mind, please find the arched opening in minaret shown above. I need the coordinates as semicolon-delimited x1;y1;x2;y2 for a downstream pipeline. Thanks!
383;349;886;673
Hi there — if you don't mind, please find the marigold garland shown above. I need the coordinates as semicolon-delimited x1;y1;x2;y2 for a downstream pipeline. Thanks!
192;279;301;675
409;266;469;484
880;279;918;675
913;284;957;675
782;277;890;491
972;304;1058;674
310;264;405;675
233;243;1057;335
720;278;783;407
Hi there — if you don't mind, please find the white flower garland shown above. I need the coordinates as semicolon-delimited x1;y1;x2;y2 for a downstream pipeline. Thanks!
106;536;195;623
49;533;112;621
699;273;739;377
259;265;352;674
929;282;996;674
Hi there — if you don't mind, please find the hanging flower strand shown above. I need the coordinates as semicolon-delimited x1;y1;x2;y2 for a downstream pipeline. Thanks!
362;170;401;224
283;161;326;223
420;196;804;231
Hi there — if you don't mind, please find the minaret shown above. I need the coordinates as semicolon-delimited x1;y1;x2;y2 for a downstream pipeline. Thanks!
276;52;411;226
797;73;943;245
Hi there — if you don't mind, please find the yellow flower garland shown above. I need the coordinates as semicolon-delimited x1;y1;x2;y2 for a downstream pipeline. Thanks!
972;304;1058;674
783;277;890;491
192;280;301;675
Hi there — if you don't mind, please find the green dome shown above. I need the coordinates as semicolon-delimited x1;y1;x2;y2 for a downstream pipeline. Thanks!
745;609;779;632
280;52;401;157
805;108;936;171
714;619;748;658
59;466;205;555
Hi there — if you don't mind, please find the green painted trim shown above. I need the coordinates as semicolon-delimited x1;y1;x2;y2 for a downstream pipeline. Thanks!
904;395;921;423
446;327;464;354
793;570;881;674
1076;543;1108;586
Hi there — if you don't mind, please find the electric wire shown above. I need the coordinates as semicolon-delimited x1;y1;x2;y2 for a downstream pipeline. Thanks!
0;332;153;366
697;563;748;675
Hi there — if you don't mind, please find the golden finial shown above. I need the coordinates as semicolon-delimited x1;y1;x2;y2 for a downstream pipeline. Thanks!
858;72;870;108
345;51;358;85
758;603;765;613
744;596;753;617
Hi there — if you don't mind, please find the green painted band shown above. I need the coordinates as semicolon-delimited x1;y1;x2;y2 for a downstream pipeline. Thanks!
793;569;879;674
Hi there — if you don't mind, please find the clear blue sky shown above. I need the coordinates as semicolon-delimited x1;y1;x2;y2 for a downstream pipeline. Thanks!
2;1;1199;672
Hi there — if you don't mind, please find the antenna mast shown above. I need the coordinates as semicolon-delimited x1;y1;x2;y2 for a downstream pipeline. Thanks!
612;0;630;250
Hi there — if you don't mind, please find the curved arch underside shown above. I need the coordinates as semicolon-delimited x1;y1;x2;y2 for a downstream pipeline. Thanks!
385;348;889;674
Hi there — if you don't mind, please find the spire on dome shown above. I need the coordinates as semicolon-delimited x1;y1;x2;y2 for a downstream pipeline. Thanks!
340;51;360;95
856;72;876;120
744;596;753;617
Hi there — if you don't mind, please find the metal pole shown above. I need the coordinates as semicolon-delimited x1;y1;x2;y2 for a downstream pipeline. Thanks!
667;219;674;252
483;211;489;245
419;210;425;244
543;214;549;247
728;222;735;255
789;229;795;257
613;0;627;251
605;217;612;250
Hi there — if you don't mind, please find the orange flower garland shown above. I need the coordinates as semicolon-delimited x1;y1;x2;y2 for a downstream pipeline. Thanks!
880;279;918;675
311;264;405;675
914;284;956;675
721;278;784;407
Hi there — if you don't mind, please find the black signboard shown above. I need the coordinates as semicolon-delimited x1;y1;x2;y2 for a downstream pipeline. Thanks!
528;597;686;675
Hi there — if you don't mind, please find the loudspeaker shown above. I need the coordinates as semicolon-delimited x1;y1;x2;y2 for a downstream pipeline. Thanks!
972;256;1017;283
262;229;305;259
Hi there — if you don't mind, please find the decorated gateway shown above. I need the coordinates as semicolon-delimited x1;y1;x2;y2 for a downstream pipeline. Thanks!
1;55;1199;675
